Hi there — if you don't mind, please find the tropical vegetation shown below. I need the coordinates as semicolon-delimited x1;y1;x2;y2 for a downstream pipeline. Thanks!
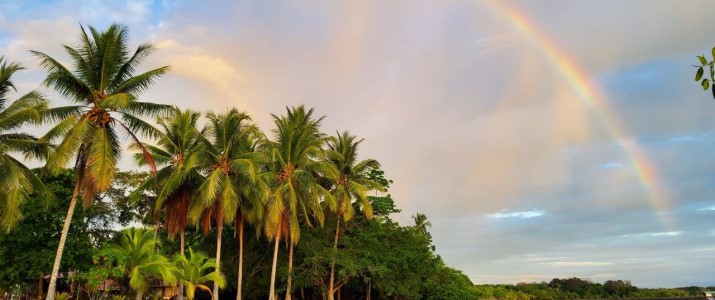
4;23;714;300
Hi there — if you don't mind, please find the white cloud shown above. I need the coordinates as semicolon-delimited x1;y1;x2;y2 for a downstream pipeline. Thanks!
621;231;682;239
487;209;546;219
541;261;613;267
600;162;622;169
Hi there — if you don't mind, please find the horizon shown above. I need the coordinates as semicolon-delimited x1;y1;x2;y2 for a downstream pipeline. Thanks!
2;0;715;288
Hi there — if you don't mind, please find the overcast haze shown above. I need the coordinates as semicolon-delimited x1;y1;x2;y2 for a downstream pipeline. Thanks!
2;0;715;288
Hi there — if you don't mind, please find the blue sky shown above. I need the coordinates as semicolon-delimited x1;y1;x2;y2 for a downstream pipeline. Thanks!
2;0;715;287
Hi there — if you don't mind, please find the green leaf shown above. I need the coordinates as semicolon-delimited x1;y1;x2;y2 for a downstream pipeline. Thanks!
703;79;710;91
696;67;704;81
711;47;715;59
711;85;715;99
698;55;708;65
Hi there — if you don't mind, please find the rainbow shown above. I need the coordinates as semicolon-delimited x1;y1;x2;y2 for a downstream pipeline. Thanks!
480;0;674;229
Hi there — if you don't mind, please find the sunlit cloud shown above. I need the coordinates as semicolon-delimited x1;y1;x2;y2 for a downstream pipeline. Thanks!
699;205;715;212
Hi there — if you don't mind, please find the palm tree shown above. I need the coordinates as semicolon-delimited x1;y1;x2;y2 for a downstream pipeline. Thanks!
324;131;383;300
32;23;171;300
111;228;177;300
263;106;336;300
412;213;431;238
0;56;54;232
232;138;267;300
174;247;225;300
191;109;261;300
131;109;205;300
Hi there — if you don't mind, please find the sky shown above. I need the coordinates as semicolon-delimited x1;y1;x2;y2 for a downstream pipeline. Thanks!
2;0;715;288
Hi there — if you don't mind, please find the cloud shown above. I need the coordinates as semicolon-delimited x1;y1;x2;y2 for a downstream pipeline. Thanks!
487;209;546;219
600;162;622;169
621;231;682;239
541;261;613;267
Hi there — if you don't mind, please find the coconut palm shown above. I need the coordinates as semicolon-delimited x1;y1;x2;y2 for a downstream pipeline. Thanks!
131;108;205;300
232;139;268;300
412;213;431;238
324;131;384;300
0;56;54;232
174;247;225;300
262;106;336;300
111;228;177;300
32;23;171;300
191;109;261;300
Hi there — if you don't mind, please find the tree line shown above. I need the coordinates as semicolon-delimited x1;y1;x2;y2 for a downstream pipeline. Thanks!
0;23;474;300
473;278;714;299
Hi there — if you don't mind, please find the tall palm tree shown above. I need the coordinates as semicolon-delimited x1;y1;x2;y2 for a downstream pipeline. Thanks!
412;213;431;238
232;137;267;300
191;109;261;300
174;247;225;300
32;23;171;300
111;228;177;300
262;106;336;300
0;56;54;232
131;108;205;300
324;131;383;300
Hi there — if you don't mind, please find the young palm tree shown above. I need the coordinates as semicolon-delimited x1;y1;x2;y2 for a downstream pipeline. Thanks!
191;109;261;300
32;24;171;300
131;108;205;300
262;106;336;300
324;131;384;300
174;247;225;300
111;228;177;300
0;56;54;232
412;213;432;238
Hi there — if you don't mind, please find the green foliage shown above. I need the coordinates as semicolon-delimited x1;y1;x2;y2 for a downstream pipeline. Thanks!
474;279;709;299
0;169;93;289
72;247;125;299
111;228;177;296
694;47;715;98
0;56;53;232
174;248;225;300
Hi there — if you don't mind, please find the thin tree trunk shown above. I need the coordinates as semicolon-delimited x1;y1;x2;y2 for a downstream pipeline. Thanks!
336;287;340;300
236;221;244;300
285;242;294;300
135;291;143;300
366;281;371;300
37;276;43;300
46;182;80;300
268;233;281;300
327;218;340;300
213;223;223;300
178;231;185;300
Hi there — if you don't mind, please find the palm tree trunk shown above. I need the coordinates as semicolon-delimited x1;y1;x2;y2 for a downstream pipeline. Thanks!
46;181;80;300
135;291;143;300
327;218;340;300
284;242;294;300
213;223;223;300
236;221;244;300
268;233;281;300
178;231;185;300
